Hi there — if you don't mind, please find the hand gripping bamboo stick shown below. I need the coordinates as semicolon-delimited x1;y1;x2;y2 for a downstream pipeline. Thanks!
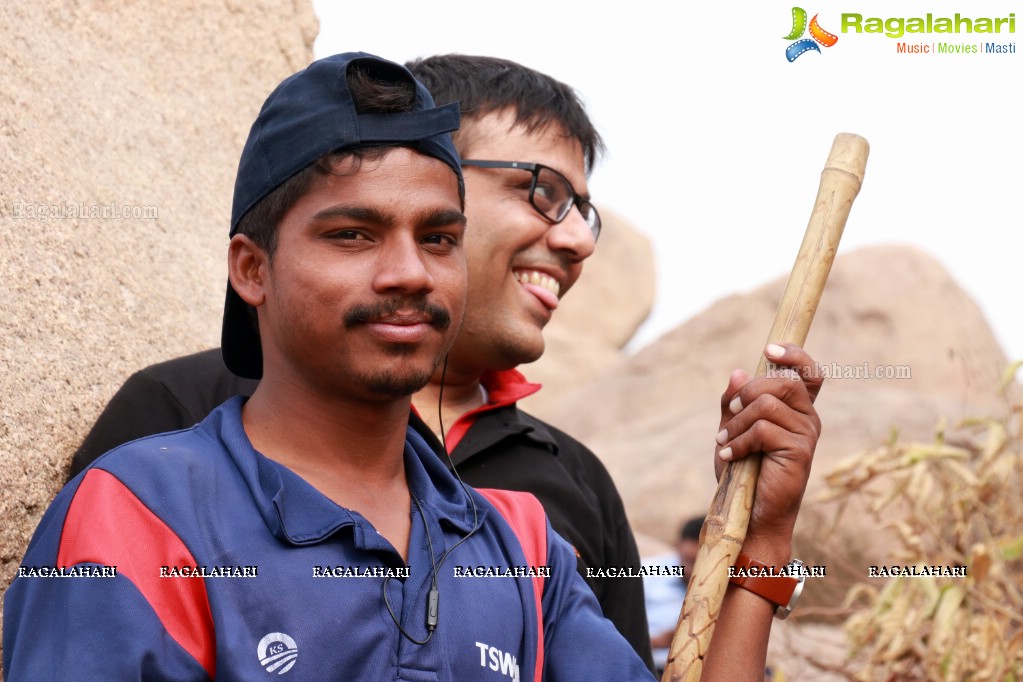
662;133;869;682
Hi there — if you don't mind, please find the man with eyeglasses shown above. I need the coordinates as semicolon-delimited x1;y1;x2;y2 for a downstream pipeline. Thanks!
68;53;653;669
458;160;600;236
406;55;659;663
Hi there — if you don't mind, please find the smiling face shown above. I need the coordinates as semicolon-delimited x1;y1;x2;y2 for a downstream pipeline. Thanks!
231;148;467;402
448;110;597;374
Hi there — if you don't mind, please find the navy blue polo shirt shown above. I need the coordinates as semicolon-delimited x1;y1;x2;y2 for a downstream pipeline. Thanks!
4;397;652;681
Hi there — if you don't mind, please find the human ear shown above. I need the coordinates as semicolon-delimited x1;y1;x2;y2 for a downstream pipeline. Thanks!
227;234;269;307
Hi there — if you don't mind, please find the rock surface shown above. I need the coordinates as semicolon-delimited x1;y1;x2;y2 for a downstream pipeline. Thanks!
539;244;1018;544
0;0;318;618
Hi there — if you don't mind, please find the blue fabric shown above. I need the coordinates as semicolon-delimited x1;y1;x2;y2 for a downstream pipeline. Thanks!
4;397;653;681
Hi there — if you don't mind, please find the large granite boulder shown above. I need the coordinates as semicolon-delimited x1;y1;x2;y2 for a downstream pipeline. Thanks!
538;244;1017;543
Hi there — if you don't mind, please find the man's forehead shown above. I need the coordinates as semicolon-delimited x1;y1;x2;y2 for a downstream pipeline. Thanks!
314;147;463;198
289;148;464;215
459;110;588;184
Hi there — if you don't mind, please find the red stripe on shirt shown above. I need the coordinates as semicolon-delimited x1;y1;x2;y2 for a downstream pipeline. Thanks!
57;468;216;677
477;488;547;682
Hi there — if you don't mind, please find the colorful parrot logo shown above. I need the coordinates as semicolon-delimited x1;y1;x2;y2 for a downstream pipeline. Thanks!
784;7;838;62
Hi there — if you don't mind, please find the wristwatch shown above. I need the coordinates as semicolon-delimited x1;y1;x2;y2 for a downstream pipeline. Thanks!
729;553;805;620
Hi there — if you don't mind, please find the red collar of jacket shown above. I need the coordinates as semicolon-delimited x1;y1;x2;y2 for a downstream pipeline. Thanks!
413;369;541;452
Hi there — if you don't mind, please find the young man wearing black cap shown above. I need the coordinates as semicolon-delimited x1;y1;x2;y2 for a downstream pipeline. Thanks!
42;54;824;680
65;54;657;668
4;52;655;680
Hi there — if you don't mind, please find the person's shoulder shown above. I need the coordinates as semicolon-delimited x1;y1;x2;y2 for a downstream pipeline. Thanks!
139;347;224;374
87;422;219;476
135;348;256;395
68;350;250;480
34;410;244;575
85;400;239;482
516;409;603;464
515;408;633;508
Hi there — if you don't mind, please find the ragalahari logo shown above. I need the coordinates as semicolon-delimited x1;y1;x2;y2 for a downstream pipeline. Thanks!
784;7;839;61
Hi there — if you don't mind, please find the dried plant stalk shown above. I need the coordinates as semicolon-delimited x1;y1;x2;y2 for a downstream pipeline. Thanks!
818;395;1023;681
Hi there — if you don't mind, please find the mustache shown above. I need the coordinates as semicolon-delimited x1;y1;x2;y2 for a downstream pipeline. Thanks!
343;297;452;331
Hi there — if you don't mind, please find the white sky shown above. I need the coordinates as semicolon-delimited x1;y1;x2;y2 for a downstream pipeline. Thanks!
312;0;1022;361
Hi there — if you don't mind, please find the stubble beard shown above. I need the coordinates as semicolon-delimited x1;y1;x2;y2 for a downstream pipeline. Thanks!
361;345;441;398
343;296;452;397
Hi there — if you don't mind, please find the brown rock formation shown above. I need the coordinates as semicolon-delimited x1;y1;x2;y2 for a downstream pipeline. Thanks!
540;244;1018;544
0;0;317;619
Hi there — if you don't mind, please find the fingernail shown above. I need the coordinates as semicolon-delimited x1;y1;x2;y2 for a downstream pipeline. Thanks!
728;395;743;415
719;447;733;461
716;429;729;445
765;344;786;359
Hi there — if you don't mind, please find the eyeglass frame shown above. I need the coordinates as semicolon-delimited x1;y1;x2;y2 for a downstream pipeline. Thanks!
460;159;601;241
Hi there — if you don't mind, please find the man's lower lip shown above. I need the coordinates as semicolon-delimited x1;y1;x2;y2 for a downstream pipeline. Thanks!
365;322;433;343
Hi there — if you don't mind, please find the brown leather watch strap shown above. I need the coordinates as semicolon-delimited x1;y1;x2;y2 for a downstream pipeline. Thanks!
728;553;799;610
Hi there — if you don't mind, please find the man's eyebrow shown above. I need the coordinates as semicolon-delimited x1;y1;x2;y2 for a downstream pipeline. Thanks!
551;166;591;202
310;205;392;224
566;174;592;202
310;205;466;229
423;209;467;229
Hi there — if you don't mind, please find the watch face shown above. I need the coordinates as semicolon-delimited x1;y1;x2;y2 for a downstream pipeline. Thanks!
775;560;805;620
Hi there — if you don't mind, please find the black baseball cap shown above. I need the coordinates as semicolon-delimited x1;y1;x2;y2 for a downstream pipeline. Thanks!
221;52;463;380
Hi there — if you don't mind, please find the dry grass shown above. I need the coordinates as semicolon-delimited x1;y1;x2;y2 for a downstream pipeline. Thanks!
804;370;1023;681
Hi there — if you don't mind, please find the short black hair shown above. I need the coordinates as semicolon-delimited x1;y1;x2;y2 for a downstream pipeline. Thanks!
406;54;604;173
680;516;705;543
235;61;433;260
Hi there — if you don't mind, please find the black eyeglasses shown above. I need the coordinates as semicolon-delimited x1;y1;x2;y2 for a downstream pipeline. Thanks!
461;160;601;241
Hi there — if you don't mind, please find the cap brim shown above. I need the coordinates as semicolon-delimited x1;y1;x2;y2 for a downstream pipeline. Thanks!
221;281;263;380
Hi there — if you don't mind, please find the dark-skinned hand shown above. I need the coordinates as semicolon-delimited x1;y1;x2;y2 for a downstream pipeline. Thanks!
713;343;823;544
